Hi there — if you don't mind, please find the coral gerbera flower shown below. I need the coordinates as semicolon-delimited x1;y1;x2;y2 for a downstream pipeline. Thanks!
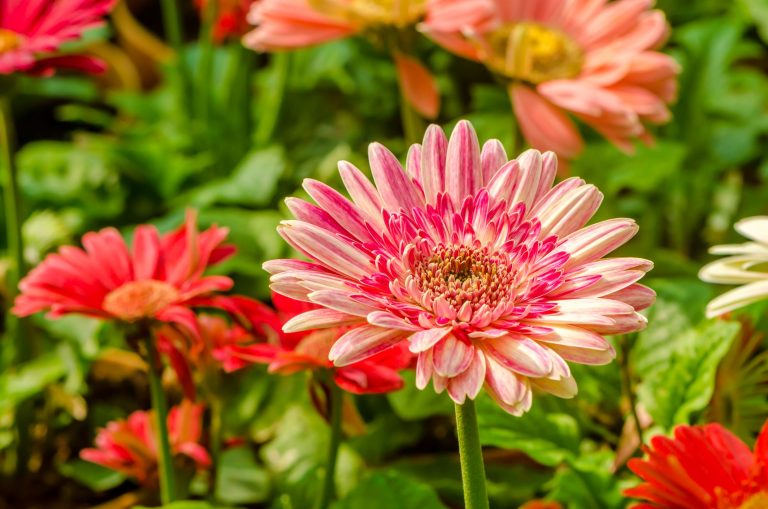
0;0;115;76
265;120;653;414
195;0;256;42
80;401;211;487
243;0;440;119
625;421;768;508
699;217;768;318
422;0;679;158
13;210;236;337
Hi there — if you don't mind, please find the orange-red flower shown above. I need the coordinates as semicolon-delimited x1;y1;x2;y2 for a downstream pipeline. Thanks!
80;401;211;487
195;0;256;42
0;0;115;75
13;211;235;338
422;0;679;159
626;421;768;508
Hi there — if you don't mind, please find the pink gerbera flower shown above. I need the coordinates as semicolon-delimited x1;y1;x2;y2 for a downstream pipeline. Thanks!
80;401;211;487
0;0;115;76
243;0;440;119
265;120;654;414
625;421;768;508
13;210;236;337
422;0;679;158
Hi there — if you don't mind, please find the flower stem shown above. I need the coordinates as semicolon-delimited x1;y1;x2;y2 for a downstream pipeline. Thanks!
318;383;343;509
454;400;489;509
619;334;644;445
159;0;191;117
0;96;24;307
146;337;177;505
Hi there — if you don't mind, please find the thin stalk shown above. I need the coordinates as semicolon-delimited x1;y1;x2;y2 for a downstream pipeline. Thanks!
398;93;422;145
454;400;489;509
196;0;217;125
255;52;290;147
318;383;343;509
0;96;23;306
619;335;644;445
146;337;177;504
159;0;192;117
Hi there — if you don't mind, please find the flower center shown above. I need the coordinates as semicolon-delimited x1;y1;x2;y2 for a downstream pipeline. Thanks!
485;22;583;84
737;492;768;509
412;244;515;318
0;29;21;54
103;280;180;322
310;0;425;27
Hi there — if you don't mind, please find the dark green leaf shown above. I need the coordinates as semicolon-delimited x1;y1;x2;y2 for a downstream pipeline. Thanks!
331;470;447;509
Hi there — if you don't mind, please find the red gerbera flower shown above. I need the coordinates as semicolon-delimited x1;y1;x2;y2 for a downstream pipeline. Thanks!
195;0;256;42
13;210;236;337
80;400;211;487
0;0;116;76
626;421;768;509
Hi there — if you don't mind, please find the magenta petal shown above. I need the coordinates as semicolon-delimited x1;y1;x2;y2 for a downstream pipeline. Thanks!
432;334;474;377
445;120;482;203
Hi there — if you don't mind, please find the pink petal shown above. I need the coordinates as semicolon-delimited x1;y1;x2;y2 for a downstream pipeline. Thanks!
282;308;362;332
432;334;474;377
369;143;424;213
329;325;406;366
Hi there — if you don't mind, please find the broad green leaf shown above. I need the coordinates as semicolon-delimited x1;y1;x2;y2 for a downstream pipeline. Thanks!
0;353;67;410
476;395;580;467
182;147;286;208
59;459;125;492
739;0;768;43
638;319;740;430
215;447;271;505
331;471;447;509
260;406;364;508
550;451;624;509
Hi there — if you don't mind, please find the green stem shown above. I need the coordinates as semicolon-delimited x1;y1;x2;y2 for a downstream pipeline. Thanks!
0;96;23;305
196;0;217;125
159;0;192;117
146;338;177;505
454;400;489;509
318;383;343;509
619;334;644;445
255;52;290;147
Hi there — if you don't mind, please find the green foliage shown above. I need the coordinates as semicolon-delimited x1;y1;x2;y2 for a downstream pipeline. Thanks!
214;447;271;505
331;471;447;509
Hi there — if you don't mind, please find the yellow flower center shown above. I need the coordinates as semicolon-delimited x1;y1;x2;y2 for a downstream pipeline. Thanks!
309;0;426;27
103;280;180;322
0;29;21;54
485;22;583;84
737;492;768;509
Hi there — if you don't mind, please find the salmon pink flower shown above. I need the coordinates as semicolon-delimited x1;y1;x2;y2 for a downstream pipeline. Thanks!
422;0;679;158
264;120;653;415
625;421;768;508
699;217;768;318
13;210;236;338
243;0;440;119
0;0;115;76
80;401;211;487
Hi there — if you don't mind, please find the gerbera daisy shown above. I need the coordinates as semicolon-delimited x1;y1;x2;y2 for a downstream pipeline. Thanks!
80;401;211;487
0;0;115;76
13;210;236;337
264;120;653;415
625;421;768;508
421;0;679;158
243;0;440;119
699;216;768;318
195;0;256;42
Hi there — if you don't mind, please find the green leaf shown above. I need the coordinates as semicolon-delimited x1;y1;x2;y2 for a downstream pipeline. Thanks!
136;502;230;509
58;459;126;492
260;406;365;508
387;371;453;421
740;0;768;43
476;395;580;467
0;352;67;410
638;319;740;430
182;147;286;208
215;447;271;505
331;471;447;509
550;451;624;509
